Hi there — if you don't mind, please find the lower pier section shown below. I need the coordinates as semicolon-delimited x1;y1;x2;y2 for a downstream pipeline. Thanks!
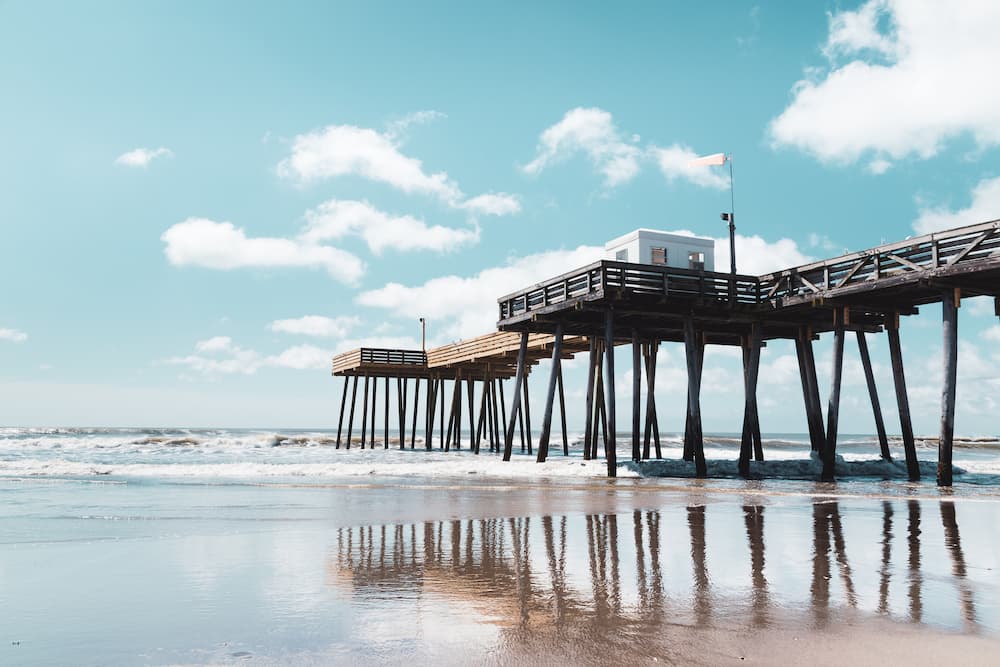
331;294;980;485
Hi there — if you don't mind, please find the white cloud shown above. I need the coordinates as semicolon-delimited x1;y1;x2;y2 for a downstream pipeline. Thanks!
867;158;892;175
523;108;732;190
0;328;28;343
277;120;521;217
458;193;522;216
650;145;730;190
161;218;365;285
269;315;360;338
913;177;1000;234
716;233;813;275
277;123;462;200
301;199;479;254
770;1;1000;165
357;245;605;340
385;110;446;139
115;147;173;167
195;336;234;353
522;107;642;187
982;325;1000;343
166;339;336;375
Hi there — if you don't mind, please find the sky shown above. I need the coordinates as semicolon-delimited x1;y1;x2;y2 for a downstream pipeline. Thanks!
1;0;998;434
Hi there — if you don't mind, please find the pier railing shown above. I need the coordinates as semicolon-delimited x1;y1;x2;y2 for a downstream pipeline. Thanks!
498;261;760;320
758;219;1000;304
332;347;427;375
498;220;1000;322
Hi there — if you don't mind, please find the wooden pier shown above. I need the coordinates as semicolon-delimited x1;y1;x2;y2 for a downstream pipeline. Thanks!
332;219;1000;486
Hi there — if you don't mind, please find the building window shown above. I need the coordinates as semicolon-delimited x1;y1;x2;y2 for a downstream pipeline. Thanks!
688;251;705;271
616;249;628;262
650;247;667;265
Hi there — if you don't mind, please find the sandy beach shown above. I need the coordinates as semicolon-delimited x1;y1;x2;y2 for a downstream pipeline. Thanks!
3;464;999;665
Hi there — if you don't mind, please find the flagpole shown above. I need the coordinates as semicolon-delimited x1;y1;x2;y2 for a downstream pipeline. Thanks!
728;154;736;275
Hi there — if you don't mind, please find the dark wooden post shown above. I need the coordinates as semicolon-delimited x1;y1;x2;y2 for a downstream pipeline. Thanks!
475;375;488;454
409;378;420;449
538;324;565;462
497;379;507;454
796;328;825;453
650;342;661;459
345;375;359;449
467;377;475;450
384;376;390;449
557;360;569;456
822;310;846;482
360;374;370;449
604;309;617;477
631;329;642;463
856;332;891;460
939;289;959;486
336;375;349;449
684;319;707;477
739;324;762;477
642;343;652;460
439;375;445;449
503;332;530;461
583;337;598;461
682;338;704;462
492;378;503;454
370;375;378;449
593;340;606;460
397;378;407;450
523;376;533;455
887;314;920;481
425;376;437;451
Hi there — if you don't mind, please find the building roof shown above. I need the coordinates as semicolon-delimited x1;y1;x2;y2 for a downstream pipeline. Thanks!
603;228;714;250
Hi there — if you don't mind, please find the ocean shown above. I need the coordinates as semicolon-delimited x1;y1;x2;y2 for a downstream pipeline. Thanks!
3;427;1000;665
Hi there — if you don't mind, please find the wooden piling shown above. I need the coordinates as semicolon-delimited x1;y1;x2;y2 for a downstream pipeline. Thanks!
795;329;825;453
650;342;662;459
439;376;445;450
425;377;437;451
557;359;569;456
537;324;565;462
523;378;533;455
370;375;378;449
345;375;358;450
583;337;597;461
383;377;389;450
739;324;762;477
467;378;475;451
684;318;707;477
475;375;488;454
856;332;891;460
604;310;617;477
336;375;349;449
939;289;958;486
682;338;704;462
497;379;506;454
822;311;846;482
631;329;642;463
397;378;406;450
887;316;920;481
503;332;530;461
409;378;420;450
360;374;370;449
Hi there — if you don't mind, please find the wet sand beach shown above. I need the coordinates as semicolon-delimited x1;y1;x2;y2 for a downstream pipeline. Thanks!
3;474;999;665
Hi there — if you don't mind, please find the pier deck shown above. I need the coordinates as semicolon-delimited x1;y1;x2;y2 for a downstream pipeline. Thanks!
329;219;1000;485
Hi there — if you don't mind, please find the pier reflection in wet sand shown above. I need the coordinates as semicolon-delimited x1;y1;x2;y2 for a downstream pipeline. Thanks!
331;498;995;662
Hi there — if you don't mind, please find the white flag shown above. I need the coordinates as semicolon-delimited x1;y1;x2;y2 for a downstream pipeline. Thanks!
688;152;727;167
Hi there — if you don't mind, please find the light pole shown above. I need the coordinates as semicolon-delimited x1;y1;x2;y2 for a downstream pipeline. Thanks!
419;317;426;352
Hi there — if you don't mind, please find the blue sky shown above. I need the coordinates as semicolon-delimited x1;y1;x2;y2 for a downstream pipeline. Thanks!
1;1;998;434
